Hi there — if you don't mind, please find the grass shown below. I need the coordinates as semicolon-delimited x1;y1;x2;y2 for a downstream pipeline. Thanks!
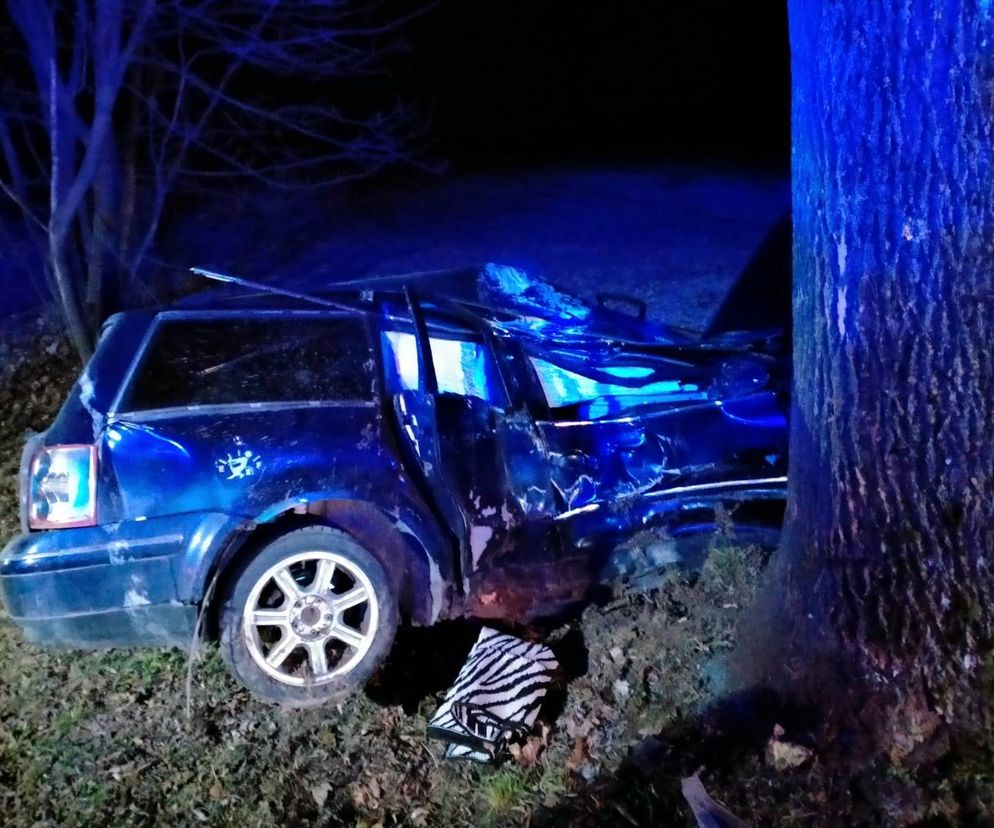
700;541;764;596
0;543;772;827
480;767;530;818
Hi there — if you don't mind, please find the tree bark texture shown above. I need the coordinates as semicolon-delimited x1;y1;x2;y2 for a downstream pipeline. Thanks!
782;0;994;732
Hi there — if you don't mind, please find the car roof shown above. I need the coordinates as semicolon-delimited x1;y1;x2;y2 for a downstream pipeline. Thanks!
171;266;482;312
166;263;773;364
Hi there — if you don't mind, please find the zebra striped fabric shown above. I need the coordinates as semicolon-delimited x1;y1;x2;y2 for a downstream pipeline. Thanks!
427;627;559;762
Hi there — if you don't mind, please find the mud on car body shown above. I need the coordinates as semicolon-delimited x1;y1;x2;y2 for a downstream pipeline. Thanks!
0;264;789;705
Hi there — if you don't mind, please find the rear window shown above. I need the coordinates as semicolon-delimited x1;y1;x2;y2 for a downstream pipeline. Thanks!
119;316;374;411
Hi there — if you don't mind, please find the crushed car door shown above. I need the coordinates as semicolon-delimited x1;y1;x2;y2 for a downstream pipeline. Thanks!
381;298;556;590
526;347;788;530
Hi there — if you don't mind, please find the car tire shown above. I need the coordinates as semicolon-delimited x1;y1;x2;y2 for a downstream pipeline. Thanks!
218;525;398;707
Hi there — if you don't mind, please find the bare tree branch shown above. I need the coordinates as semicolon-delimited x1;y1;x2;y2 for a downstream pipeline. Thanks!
0;0;431;357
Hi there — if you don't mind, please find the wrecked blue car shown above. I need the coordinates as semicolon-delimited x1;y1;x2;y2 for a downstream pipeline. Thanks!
0;264;788;705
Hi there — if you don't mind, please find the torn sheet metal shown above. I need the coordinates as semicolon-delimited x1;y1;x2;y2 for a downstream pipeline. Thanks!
427;627;558;762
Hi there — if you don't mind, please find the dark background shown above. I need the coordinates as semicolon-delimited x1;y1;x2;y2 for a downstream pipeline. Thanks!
404;0;789;169
0;1;791;317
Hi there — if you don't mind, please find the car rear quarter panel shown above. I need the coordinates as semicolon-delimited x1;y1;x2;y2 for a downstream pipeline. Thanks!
102;404;453;613
104;404;388;520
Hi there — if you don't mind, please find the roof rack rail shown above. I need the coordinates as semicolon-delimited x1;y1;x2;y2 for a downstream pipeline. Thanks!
190;267;356;312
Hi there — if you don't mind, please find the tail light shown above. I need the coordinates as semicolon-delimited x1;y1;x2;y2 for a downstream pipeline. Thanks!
28;444;97;529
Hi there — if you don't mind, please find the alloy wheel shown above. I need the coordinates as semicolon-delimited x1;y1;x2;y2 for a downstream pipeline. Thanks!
242;550;379;686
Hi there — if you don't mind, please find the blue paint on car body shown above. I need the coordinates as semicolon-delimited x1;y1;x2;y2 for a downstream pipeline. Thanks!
0;263;789;645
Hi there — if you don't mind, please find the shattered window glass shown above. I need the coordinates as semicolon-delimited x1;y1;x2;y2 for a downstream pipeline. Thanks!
121;316;374;411
381;330;506;406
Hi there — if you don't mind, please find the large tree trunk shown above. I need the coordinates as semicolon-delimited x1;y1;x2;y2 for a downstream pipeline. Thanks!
777;0;994;755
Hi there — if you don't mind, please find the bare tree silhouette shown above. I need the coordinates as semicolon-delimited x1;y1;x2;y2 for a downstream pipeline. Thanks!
0;0;429;358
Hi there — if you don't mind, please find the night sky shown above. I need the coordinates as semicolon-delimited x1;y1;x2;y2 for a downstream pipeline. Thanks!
403;0;789;168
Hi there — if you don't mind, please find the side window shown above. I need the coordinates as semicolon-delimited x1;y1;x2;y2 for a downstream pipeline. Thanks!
381;329;506;406
529;357;707;419
430;335;505;405
121;316;374;411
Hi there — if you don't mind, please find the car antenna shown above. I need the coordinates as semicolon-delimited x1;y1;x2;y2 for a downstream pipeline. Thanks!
190;267;356;312
330;266;474;288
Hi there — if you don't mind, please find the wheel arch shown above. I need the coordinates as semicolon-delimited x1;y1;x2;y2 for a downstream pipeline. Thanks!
202;496;450;637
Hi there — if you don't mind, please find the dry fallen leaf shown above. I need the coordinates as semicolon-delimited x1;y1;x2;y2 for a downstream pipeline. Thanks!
566;736;591;771
766;724;814;770
350;777;383;811
769;739;813;770
312;781;333;808
408;806;430;827
510;735;543;769
510;724;549;769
